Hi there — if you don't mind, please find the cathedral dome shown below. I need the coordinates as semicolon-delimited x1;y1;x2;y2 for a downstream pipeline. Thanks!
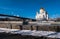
35;8;48;21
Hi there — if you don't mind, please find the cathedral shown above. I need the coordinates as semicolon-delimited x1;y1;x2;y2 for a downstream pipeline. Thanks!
36;8;48;21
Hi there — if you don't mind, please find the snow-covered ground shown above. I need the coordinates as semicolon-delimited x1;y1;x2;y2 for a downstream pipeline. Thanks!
0;28;20;33
0;28;60;38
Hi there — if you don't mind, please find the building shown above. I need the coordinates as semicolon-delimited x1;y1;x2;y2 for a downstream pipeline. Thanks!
36;8;48;21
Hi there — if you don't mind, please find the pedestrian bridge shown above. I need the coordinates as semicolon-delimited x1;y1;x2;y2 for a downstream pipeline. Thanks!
0;14;60;39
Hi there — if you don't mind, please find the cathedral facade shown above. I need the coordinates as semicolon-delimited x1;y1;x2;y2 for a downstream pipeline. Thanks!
36;8;48;21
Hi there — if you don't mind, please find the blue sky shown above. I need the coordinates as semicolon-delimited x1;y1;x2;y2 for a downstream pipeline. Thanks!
0;0;60;19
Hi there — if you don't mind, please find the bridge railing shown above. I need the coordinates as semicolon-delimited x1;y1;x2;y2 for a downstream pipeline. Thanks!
0;21;60;32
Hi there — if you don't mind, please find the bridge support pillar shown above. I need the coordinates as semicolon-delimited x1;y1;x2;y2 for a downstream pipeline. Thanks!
36;26;38;31
19;25;23;30
31;25;33;30
56;26;60;32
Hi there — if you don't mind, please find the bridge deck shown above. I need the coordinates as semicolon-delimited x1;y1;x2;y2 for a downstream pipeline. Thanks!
0;21;60;26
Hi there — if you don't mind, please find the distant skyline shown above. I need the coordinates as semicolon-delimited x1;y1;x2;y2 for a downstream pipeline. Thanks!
0;0;60;19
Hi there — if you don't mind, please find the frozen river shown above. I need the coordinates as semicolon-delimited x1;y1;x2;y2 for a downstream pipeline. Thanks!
0;28;60;38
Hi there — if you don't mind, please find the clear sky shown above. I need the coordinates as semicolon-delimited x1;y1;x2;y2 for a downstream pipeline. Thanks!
0;0;60;19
